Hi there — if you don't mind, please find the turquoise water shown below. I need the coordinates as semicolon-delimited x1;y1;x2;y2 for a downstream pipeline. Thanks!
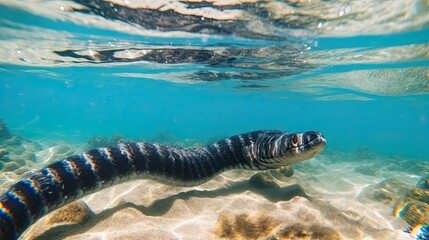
2;69;429;159
0;1;429;239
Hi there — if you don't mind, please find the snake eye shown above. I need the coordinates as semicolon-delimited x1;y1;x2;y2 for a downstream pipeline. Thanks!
292;135;298;145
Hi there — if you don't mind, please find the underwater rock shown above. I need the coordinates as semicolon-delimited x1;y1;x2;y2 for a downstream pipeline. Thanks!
0;137;42;172
0;118;12;141
85;134;131;151
85;136;110;150
150;130;178;145
0;136;22;149
6;141;42;164
272;223;342;240
357;178;411;204
110;133;127;145
276;166;294;177
214;211;279;240
249;172;280;189
24;200;94;239
46;201;94;225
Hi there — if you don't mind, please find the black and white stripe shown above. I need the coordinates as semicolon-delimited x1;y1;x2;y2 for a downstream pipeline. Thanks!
0;130;326;240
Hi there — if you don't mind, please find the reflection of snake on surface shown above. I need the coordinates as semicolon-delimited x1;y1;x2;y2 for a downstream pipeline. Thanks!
0;130;326;240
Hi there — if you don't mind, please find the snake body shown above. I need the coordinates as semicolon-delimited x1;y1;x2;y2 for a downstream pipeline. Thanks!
0;130;326;240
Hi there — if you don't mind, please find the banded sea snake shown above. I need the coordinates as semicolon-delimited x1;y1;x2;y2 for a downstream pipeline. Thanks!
0;130;326;239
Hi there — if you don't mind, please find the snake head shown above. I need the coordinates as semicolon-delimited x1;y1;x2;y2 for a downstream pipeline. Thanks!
285;131;326;163
251;130;326;169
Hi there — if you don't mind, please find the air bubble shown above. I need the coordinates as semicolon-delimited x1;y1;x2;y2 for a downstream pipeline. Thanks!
201;16;205;21
317;22;323;28
59;5;65;11
338;10;345;17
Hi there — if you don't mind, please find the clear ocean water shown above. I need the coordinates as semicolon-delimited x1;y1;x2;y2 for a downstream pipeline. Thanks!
0;1;428;240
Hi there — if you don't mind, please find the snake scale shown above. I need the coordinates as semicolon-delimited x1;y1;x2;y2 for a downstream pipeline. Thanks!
0;130;326;239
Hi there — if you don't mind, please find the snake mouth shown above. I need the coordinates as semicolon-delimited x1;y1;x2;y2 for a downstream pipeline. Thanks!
304;135;326;157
